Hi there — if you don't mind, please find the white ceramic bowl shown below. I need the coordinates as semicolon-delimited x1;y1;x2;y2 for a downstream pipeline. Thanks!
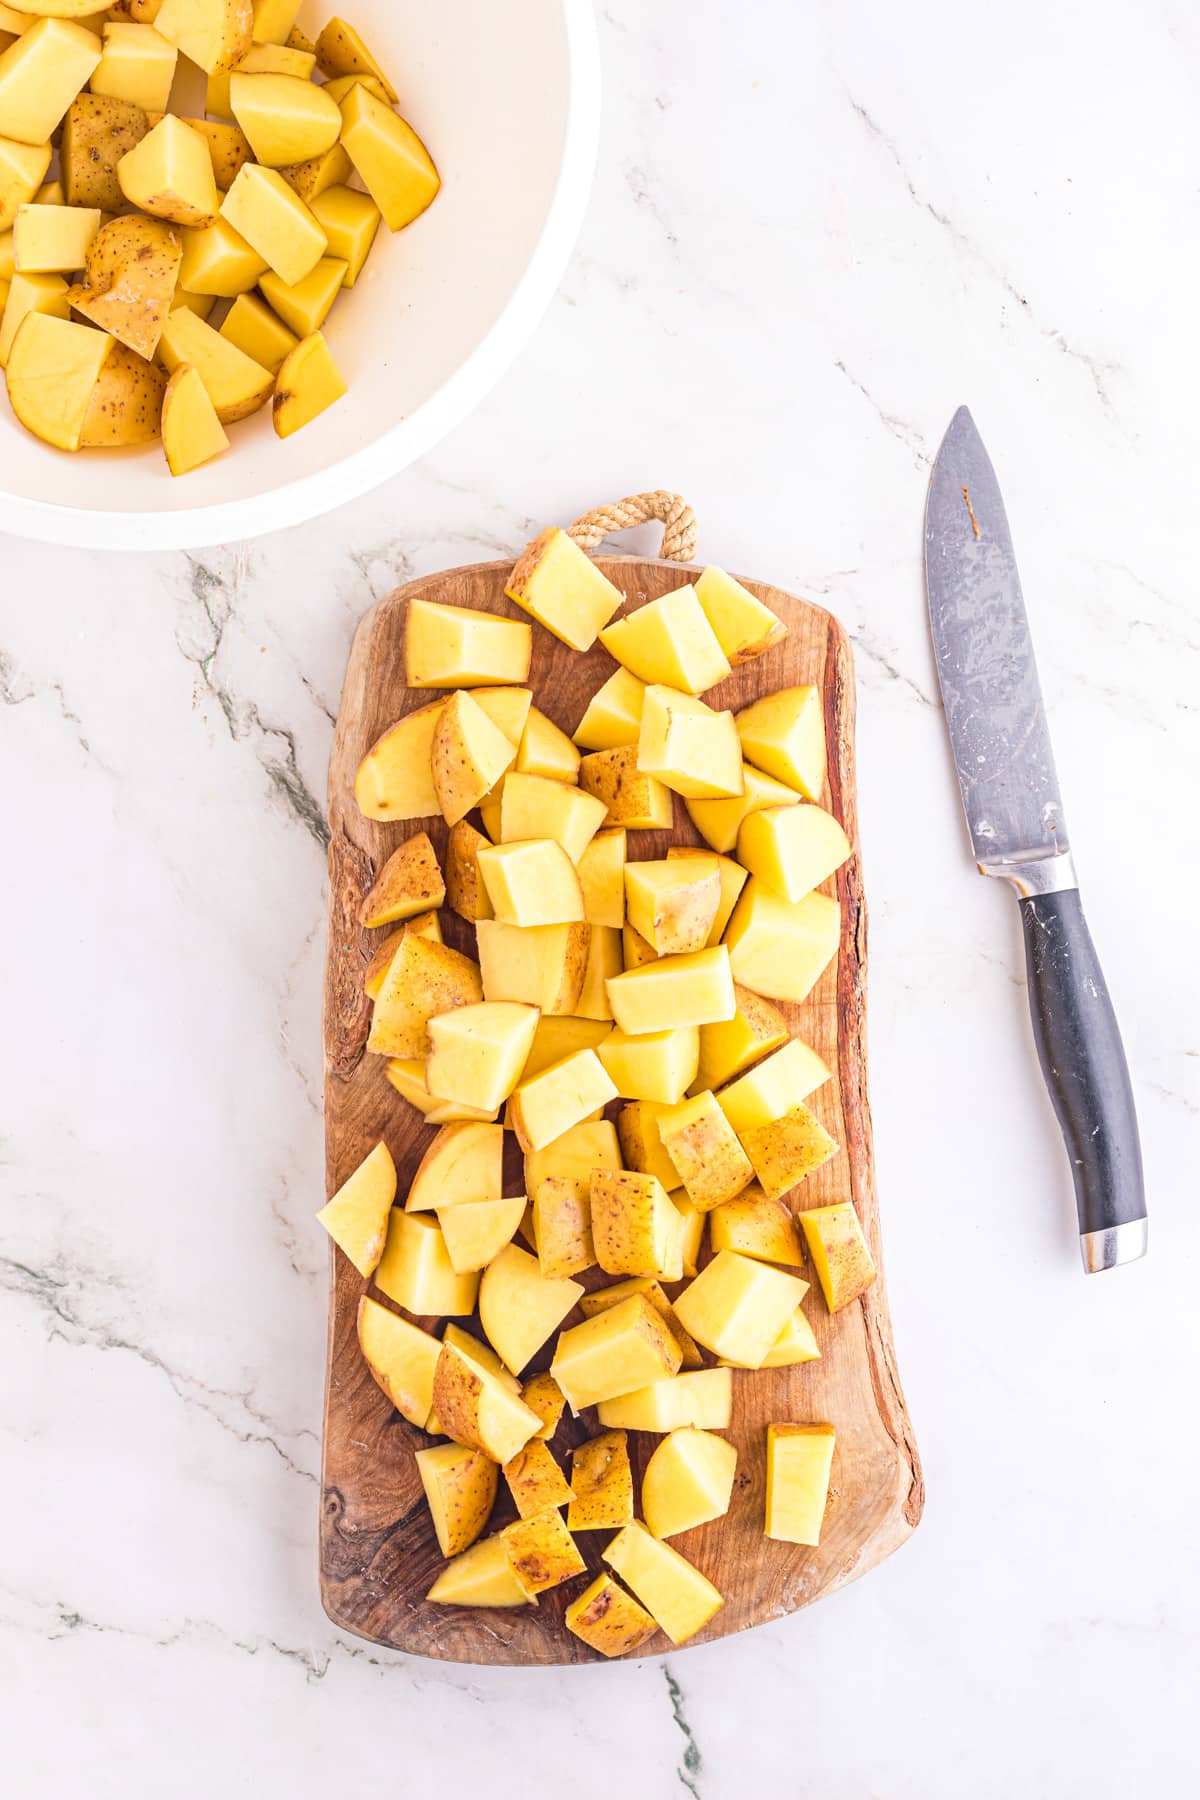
0;0;598;550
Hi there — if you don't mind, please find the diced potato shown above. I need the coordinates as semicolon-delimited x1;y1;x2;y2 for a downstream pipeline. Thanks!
599;586;731;696
674;1195;706;1278
738;802;851;904
735;684;825;799
70;214;181;359
567;1429;633;1531
4;312;111;450
597;1025;698;1105
220;159;325;284
308;181;378;285
765;1422;836;1545
515;705;580;782
259;254;347;336
404;1120;503;1212
685;760;801;854
444;818;493;923
578;828;625;928
354;700;441;822
508;1047;617;1153
171;288;215;318
693;565;787;664
468;685;533;745
154;0;253;75
229;69;340;165
565;1573;658;1657
503;1439;573;1520
590;1168;682;1279
606;945;735;1036
475;919;589;1016
715;1036;831;1134
359;830;445;927
151;112;253;188
315;15;397;99
673;1250;809;1368
160;359;227;472
479;1242;583;1374
428;689;516;827
426;1001;539;1115
278;140;351;203
80;338;168;447
0;136;50;233
374;1209;479;1317
505;526;624;651
578;745;673;830
314;1139;395;1276
499;771;606;863
0;269;66;368
477;838;584;927
520;1369;566;1441
91;21;177;111
739;1102;839;1202
177;214;267;294
426;1533;530;1608
615;1100;683;1191
318;72;390;107
637;685;743;799
622;923;658;969
726;1303;820;1370
405;598;531;689
356;1293;440;1429
578;1276;701;1368
441;1324;521;1394
695;984;789;1091
524;1117;621;1203
602;1522;723;1646
218;289;295;372
551;1293;681;1411
338;81;439;231
533;1174;595;1279
596;1367;733;1432
158;305;273;420
573;665;646;751
708;1187;803;1266
500;1507;585;1595
625;858;720;956
431;1340;541;1464
665;847;746;945
642;1428;737;1539
367;935;482;1059
723;882;840;1003
13;202;100;272
251;0;300;46
436;1194;525;1275
118;114;219;225
657;1089;755;1210
416;1441;498;1557
797;1201;877;1311
574;923;621;1023
0;18;101;146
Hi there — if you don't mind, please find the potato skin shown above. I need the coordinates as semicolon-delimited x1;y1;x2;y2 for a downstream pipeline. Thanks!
445;818;493;923
70;214;182;360
359;830;446;928
79;340;167;446
62;93;149;211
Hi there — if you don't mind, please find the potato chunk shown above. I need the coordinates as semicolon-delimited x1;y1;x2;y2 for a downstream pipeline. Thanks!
500;1507;585;1595
356;1294;440;1429
605;945;735;1035
405;598;531;689
532;1175;595;1279
154;0;253;75
695;984;789;1091
416;1442;498;1557
475;919;589;1016
642;1427;737;1539
499;771;606;862
431;1340;541;1465
597;1026;699;1106
118;114;219;225
436;1195;525;1275
551;1293;681;1411
158;305;273;420
636;684;743;799
13;203;100;273
738;1103;839;1201
738;802;851;904
230;68;339;165
565;1573;658;1657
735;684;825;798
506;526;624;651
596;1367;733;1432
367;935;482;1059
0;18;101;146
684;761;799;855
426;1001;539;1115
797;1201;877;1311
573;666;646;751
515;705;580;782
91;21;178;112
161;360;228;474
708;1187;803;1267
477;838;584;927
338;81;439;231
665;846;746;943
479;1243;584;1375
220;159;325;284
354;701;441;822
624;857;720;956
430;688;517;827
567;1429;633;1531
315;1139;395;1277
673;1250;809;1368
4;311;111;450
723;882;840;1004
657;1089;755;1211
405;1120;503;1213
426;1534;529;1608
502;1440;572;1520
578;745;673;830
599;586;731;695
0;137;50;234
508;1047;617;1153
62;92;147;210
693;565;787;664
70;213;181;359
765;1422;836;1545
359;830;445;927
590;1169;684;1280
374;1210;479;1317
601;1522;723;1646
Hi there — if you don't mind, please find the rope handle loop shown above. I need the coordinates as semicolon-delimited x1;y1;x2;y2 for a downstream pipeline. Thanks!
566;490;698;563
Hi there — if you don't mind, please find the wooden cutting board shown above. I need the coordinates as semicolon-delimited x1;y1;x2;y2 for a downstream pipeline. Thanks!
320;553;923;1664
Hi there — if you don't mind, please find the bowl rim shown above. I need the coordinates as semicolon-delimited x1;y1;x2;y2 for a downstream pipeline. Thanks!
0;0;601;554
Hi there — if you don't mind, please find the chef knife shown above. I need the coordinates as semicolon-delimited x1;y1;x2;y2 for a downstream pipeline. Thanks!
924;406;1147;1272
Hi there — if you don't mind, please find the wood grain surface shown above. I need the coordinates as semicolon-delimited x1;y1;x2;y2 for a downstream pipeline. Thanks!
320;555;923;1664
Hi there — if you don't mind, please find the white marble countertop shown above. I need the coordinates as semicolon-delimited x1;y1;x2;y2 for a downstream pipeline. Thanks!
3;1;1197;1793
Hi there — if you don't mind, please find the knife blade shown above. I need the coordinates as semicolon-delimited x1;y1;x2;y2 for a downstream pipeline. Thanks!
924;407;1147;1272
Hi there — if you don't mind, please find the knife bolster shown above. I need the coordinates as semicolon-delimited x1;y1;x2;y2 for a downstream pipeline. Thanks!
979;849;1077;898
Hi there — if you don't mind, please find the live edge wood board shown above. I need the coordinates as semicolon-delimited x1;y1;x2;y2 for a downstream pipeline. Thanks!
321;554;923;1665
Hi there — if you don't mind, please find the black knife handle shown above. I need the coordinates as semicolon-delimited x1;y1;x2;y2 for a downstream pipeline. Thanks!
1018;887;1146;1269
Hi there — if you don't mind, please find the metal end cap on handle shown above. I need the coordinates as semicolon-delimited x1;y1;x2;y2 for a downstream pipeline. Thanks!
1080;1218;1148;1273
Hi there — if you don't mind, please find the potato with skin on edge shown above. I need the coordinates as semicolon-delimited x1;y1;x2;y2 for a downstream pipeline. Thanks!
694;984;789;1092
674;1249;809;1368
61;92;147;210
573;665;646;751
606;945;736;1036
440;1324;521;1395
765;1422;836;1545
475;919;589;1017
444;818;493;923
153;0;252;74
565;1573;658;1657
579;745;673;831
431;1340;541;1466
430;689;517;827
4;312;112;450
506;526;624;651
579;1276;702;1368
149;112;252;189
715;1034;831;1133
80;340;168;448
404;1120;502;1213
157;305;273;421
354;701;442;822
426;1533;530;1608
708;1186;804;1266
798;1200;877;1311
693;565;788;664
278;140;351;204
624;857;720;956
739;1101;839;1201
359;830;445;928
723;881;841;1005
356;1294;441;1429
499;771;606;864
602;1522;723;1646
500;1507;585;1596
642;1428;737;1539
118;114;219;226
436;1194;525;1275
315;14;397;100
405;598;531;689
70;213;181;359
338;81;439;232
600;585;731;695
220;160;325;286
367;934;482;1059
362;911;441;1001
737;802;851;905
622;923;657;969
160;360;227;472
502;1440;573;1520
551;1293;682;1412
616;1099;684;1192
658;1088;755;1211
532;1174;595;1279
523;1116;621;1205
373;1209;478;1316
315;1139;395;1277
416;1441;498;1557
666;846;746;945
567;1429;633;1531
590;1167;684;1279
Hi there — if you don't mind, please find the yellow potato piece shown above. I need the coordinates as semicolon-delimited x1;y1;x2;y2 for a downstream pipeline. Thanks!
657;1089;755;1211
523;1117;621;1203
515;704;580;782
426;1001;540;1115
161;361;229;474
565;1573;658;1657
765;1422;836;1545
726;1303;820;1370
551;1293;681;1412
797;1200;877;1312
715;1035;831;1134
574;923;621;1023
579;1276;702;1368
220;159;325;285
431;1340;541;1465
13;202;100;271
567;1429;633;1531
404;1120;503;1213
416;1441;498;1557
0;18;101;146
441;1324;521;1394
436;1194;526;1276
359;829;445;927
502;1440;573;1520
509;1047;617;1153
61;92;146;211
278;140;351;203
708;1187;803;1267
154;0;252;75
622;923;658;969
615;1100;683;1192
596;1367;733;1433
532;1174;595;1279
5;310;111;449
478;1241;585;1377
500;771;607;863
405;597;531;689
308;181;378;285
601;1522;723;1646
605;945;736;1036
367;933;482;1060
599;585;731;695
500;1507;585;1596
374;1209;479;1317
0;269;67;368
665;846;746;943
314;1139;395;1277
694;984;789;1092
164;115;252;188
684;760;799;854
624;857;720;956
178;214;266;295
636;684;743;799
520;1370;566;1441
91;20;178;111
230;68;339;166
430;689;517;827
118;114;219;225
477;838;584;928
642;1427;737;1540
723;881;840;1004
206;38;314;118
597;1025;698;1106
578;745;673;830
71;213;181;359
250;0;299;46
735;684;826;799
578;827;625;928
738;801;851;905
445;817;494;923
338;81;440;232
475;919;589;1015
693;565;788;664
0;135;51;232
573;666;646;751
354;699;441;822
80;338;167;446
217;288;294;372
674;1249;809;1368
426;1533;529;1609
587;1160;683;1278
315;14;397;102
505;526;624;652
356;1293;440;1429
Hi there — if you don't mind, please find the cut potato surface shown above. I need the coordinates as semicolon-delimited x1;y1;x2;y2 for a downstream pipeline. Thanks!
356;1295;441;1429
5;311;111;449
158;304;272;421
417;1441;498;1557
552;1292;681;1411
118;114;219;226
596;1366;733;1433
602;1522;723;1646
160;360;228;473
426;1533;529;1608
0;18;101;146
338;80;439;232
642;1427;737;1539
506;527;624;651
694;565;787;664
674;1249;810;1368
600;585;731;695
406;599;531;689
405;1121;503;1213
230;69;340;167
315;1139;395;1277
765;1423;835;1545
